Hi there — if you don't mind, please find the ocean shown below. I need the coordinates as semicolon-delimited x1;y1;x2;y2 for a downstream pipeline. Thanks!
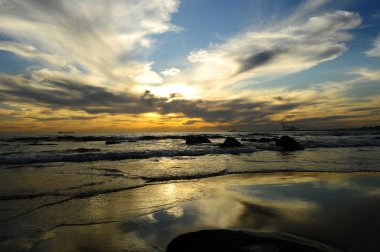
1;131;380;251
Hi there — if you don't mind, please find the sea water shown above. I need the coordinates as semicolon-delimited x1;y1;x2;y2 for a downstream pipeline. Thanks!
1;131;380;251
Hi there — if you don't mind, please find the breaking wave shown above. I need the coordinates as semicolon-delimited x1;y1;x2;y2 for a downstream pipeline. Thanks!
0;147;256;165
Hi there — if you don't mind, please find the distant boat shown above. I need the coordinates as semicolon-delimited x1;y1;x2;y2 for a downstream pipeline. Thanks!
58;131;74;134
281;120;299;131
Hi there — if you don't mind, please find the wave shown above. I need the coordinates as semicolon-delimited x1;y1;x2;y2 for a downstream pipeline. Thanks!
140;168;380;183
249;139;380;150
2;169;379;203
0;147;256;165
0;134;225;143
303;140;380;148
142;169;228;182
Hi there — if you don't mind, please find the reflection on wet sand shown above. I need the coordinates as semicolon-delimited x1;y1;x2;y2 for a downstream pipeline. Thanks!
1;172;380;251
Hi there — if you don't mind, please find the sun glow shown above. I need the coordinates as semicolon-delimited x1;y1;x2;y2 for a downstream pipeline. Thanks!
145;83;199;99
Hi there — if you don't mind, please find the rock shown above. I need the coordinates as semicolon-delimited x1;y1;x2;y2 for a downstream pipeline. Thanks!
220;137;243;148
185;136;211;145
276;136;304;151
375;137;380;140
166;230;342;252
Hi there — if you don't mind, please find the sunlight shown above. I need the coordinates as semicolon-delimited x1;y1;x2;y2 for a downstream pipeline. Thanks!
164;184;177;197
142;112;162;119
146;83;199;99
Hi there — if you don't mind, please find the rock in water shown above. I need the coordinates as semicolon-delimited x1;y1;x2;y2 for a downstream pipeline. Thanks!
220;137;243;148
185;136;211;145
276;136;304;151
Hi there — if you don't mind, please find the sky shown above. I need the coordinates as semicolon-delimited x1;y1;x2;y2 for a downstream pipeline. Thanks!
0;0;380;133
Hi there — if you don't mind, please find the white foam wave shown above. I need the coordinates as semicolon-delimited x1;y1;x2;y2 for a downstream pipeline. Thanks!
0;147;256;165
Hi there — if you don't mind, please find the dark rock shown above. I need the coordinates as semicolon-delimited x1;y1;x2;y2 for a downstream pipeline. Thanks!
375;137;380;140
185;136;211;145
220;137;243;148
276;136;304;151
166;229;342;252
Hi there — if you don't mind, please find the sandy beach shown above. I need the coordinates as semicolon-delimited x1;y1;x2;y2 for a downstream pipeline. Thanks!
1;172;380;251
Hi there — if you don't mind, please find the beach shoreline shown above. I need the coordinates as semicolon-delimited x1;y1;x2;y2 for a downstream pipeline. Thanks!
1;171;380;251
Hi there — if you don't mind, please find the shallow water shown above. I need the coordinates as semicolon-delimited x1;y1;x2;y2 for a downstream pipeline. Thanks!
1;173;380;251
1;131;380;251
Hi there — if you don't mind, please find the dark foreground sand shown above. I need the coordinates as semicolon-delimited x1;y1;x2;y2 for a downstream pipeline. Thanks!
1;172;380;251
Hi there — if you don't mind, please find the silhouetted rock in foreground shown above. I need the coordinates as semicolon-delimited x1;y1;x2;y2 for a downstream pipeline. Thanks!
276;136;304;151
220;137;243;148
185;136;211;145
166;230;342;252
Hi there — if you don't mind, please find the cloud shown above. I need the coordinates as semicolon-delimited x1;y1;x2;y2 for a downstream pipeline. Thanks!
0;0;180;86
26;115;100;122
365;35;380;57
237;49;286;74
0;72;311;126
181;9;361;91
1;68;379;130
182;120;202;126
0;41;68;67
0;0;377;131
161;68;180;77
280;0;329;26
0;73;151;114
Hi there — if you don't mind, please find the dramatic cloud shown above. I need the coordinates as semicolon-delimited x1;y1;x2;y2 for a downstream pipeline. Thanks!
0;0;180;86
237;49;286;74
0;41;68;67
181;9;361;92
0;72;311;127
1;68;379;131
0;74;150;114
0;0;378;131
365;35;380;57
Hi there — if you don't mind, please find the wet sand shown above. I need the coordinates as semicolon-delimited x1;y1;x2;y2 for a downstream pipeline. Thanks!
1;172;380;251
